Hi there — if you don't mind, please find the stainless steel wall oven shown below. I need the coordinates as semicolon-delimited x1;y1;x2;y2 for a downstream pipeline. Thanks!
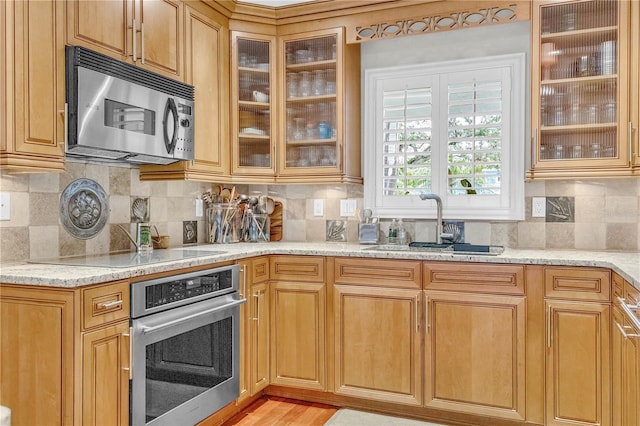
130;264;244;426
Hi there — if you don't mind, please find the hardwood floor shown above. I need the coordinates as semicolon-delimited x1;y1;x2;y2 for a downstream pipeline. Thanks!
223;396;339;426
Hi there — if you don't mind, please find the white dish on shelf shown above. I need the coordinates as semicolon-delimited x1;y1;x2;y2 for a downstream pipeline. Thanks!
252;90;269;103
240;127;266;136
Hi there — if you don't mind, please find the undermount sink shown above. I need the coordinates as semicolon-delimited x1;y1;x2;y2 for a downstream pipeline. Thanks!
364;242;504;256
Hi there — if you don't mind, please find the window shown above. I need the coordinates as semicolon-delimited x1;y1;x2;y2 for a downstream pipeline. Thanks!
364;53;525;220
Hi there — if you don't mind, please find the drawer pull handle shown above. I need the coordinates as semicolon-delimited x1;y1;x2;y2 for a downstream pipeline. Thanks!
615;321;640;339
617;297;640;334
97;300;123;310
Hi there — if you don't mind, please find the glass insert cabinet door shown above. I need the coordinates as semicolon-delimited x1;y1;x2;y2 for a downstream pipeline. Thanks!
281;31;340;173
531;0;630;174
232;33;275;175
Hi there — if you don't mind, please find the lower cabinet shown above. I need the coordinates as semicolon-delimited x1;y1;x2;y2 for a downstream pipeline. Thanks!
544;267;612;426
250;280;270;394
424;291;526;421
0;285;75;425
545;300;611;426
237;260;251;403
0;280;130;426
270;256;326;391
613;276;640;425
81;320;130;426
270;280;326;390
238;257;270;403
334;285;422;405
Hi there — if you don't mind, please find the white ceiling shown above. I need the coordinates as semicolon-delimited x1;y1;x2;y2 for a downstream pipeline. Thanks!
239;0;316;7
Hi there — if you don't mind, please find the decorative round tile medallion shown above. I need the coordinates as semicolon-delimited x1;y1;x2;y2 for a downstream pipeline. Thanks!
60;178;109;239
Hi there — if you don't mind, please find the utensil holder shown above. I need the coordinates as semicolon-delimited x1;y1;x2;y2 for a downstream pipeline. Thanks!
206;204;241;244
358;223;379;244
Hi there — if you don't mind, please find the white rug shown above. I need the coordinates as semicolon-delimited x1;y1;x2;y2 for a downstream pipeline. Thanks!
324;408;447;426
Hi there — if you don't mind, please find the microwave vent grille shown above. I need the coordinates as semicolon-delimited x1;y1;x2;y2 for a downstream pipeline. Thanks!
66;45;194;100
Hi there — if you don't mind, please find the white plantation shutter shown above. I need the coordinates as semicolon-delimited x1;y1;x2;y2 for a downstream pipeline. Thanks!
365;54;524;220
446;78;503;196
382;86;433;196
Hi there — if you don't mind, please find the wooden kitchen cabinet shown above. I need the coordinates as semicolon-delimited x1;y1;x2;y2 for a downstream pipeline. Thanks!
277;28;361;184
0;285;75;425
237;259;251;402
612;277;640;425
81;320;130;426
226;27;361;183
231;31;277;179
270;256;326;390
424;266;527;421
140;2;230;181
250;279;270;394
238;257;270;402
333;257;422;405
544;267;611;426
528;0;633;179
67;0;183;80
1;0;66;173
237;256;270;400
0;280;130;426
632;0;640;170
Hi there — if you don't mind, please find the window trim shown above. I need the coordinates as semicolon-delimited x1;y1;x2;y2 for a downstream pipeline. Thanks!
363;53;526;221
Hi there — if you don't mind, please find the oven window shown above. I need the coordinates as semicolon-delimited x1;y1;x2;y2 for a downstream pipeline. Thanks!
104;99;156;135
145;317;233;422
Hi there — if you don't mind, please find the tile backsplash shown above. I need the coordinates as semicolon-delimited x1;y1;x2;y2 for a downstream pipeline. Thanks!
1;161;639;263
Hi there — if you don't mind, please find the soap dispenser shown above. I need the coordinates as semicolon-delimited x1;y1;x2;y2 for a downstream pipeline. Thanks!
388;219;398;244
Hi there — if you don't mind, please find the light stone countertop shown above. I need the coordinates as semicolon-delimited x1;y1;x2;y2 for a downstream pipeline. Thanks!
1;242;639;291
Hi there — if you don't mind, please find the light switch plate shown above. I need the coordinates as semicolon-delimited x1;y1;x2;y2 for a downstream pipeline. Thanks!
313;199;324;217
532;197;546;218
195;198;204;217
0;193;10;221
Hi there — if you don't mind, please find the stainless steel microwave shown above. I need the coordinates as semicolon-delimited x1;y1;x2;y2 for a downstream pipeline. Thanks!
65;46;195;165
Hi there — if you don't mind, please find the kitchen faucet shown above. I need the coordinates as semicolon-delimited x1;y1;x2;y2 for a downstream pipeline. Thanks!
419;192;452;244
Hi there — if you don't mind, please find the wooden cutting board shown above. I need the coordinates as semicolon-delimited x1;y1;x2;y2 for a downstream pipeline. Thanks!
269;201;282;241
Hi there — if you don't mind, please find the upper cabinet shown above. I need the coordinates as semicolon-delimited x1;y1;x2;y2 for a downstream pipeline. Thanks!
528;0;633;179
277;28;361;183
1;0;66;173
139;2;230;182
67;0;183;80
632;0;640;169
231;32;276;179
229;27;361;184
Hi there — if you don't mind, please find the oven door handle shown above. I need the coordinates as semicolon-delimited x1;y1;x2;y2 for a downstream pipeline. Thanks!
140;298;246;334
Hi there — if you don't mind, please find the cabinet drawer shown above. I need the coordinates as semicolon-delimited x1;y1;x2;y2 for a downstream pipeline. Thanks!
334;257;421;289
625;281;640;306
544;267;610;301
613;272;625;299
270;256;324;283
423;262;524;295
252;256;270;284
82;281;130;330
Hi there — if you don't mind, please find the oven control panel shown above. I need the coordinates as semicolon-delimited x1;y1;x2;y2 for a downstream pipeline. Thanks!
131;264;239;318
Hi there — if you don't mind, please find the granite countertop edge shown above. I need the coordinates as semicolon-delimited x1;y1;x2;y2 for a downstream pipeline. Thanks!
1;242;639;291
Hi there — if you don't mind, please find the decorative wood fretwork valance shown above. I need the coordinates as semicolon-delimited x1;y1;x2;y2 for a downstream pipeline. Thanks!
348;2;528;44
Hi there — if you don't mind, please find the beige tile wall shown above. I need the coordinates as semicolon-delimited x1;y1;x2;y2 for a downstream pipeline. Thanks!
1;161;639;263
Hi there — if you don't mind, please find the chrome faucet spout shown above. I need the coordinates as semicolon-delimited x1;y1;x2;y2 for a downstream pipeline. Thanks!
419;192;445;244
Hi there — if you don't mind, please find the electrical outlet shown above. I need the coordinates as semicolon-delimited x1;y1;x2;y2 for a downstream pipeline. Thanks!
0;193;9;221
340;199;356;217
313;199;324;217
532;197;546;218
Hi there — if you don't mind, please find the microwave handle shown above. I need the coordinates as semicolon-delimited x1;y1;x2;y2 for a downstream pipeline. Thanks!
163;97;178;154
